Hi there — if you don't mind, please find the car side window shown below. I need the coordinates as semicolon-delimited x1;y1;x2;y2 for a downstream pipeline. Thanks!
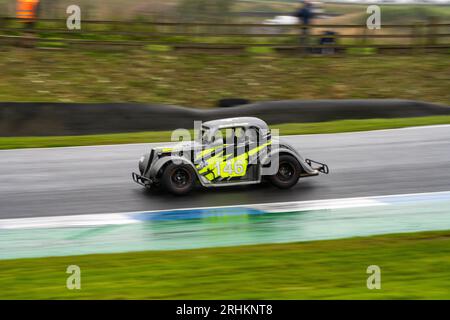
215;126;261;147
246;127;259;144
234;127;246;145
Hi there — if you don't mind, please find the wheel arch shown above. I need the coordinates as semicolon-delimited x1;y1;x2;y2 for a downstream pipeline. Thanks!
149;156;205;185
260;147;315;175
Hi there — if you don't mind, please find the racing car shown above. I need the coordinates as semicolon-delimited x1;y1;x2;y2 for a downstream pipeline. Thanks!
132;117;328;195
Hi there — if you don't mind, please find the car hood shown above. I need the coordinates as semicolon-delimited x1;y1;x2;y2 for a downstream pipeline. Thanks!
152;141;203;154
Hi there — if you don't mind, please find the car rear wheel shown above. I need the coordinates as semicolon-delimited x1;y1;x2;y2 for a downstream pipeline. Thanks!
162;163;196;195
268;154;301;189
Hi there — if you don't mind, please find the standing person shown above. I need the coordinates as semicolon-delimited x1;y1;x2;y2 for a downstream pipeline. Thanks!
16;0;40;47
295;0;314;48
16;0;40;30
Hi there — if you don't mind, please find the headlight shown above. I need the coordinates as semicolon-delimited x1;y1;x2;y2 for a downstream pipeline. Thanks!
138;154;148;174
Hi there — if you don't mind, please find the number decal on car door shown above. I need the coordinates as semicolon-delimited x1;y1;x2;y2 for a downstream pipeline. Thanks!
215;159;247;177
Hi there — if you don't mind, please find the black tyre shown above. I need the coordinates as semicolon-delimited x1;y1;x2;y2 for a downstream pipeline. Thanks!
161;163;196;195
268;154;302;189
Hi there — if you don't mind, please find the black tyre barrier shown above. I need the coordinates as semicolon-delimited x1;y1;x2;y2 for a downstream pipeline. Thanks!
0;99;449;136
217;98;250;108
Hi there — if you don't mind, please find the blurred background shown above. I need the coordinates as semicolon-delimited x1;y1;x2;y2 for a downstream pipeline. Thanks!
0;0;449;108
1;0;450;22
1;1;450;300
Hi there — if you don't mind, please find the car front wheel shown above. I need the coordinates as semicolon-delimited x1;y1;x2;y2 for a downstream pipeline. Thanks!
268;154;301;189
162;163;196;195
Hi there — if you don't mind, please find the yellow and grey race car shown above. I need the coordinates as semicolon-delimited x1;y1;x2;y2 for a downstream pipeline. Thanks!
132;117;328;195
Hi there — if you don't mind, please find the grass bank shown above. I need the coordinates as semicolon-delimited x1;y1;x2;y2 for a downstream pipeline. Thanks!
0;230;449;299
1;115;450;149
0;49;448;107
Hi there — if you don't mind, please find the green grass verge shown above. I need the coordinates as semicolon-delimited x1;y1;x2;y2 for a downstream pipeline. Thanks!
346;47;377;55
1;230;449;299
1;115;450;150
145;44;172;52
245;46;275;55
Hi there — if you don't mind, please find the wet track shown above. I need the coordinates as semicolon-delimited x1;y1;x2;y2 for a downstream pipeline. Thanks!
1;125;450;220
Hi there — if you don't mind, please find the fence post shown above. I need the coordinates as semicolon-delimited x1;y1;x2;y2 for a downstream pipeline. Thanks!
0;17;3;48
427;16;438;47
411;22;419;54
362;25;368;47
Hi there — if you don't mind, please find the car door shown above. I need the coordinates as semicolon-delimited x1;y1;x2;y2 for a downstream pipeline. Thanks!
197;127;252;183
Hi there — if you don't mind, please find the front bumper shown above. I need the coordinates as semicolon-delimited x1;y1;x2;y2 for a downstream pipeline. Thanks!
132;172;153;187
305;158;329;174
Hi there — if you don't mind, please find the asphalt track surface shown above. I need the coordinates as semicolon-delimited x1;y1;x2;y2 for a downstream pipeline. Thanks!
1;125;450;220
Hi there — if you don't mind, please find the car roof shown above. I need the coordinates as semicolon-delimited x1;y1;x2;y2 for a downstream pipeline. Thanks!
202;117;268;130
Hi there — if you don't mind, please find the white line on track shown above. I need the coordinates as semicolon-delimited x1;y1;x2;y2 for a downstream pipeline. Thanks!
1;190;449;230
